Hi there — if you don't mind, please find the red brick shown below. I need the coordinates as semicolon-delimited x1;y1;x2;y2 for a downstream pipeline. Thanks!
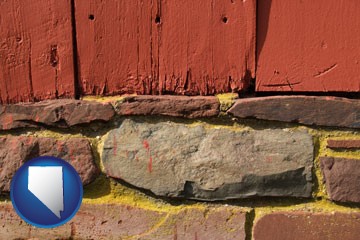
254;212;360;240
0;202;246;239
70;204;167;239
327;140;360;149
113;95;220;118
145;207;246;240
0;203;71;239
320;157;360;203
228;96;360;129
0;136;98;192
257;0;360;92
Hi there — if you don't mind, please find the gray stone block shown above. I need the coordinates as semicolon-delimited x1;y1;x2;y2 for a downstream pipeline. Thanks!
102;119;313;200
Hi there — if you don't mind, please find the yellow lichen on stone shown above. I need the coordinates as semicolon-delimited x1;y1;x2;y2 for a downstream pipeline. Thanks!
81;95;129;103
216;93;239;112
31;129;87;140
254;199;360;223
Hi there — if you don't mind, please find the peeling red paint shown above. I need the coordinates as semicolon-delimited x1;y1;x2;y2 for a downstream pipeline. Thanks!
143;140;150;150
143;140;153;173
148;156;153;173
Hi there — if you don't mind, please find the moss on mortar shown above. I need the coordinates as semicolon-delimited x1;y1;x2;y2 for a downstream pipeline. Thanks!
216;93;239;112
82;95;127;103
305;128;360;199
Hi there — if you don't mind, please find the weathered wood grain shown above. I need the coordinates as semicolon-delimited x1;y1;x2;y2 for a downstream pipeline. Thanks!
75;0;256;96
0;0;75;103
75;0;155;96
257;0;360;92
158;0;256;95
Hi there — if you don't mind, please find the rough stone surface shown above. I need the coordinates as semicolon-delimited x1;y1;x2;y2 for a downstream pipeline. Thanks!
138;207;246;240
327;139;360;149
113;95;220;118
102;119;313;200
0;202;246;240
0;202;71;239
0;99;115;130
320;157;360;203
0;136;98;192
253;212;360;240
228;96;360;129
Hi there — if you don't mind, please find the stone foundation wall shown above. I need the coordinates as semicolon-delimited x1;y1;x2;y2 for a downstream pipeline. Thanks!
0;94;359;239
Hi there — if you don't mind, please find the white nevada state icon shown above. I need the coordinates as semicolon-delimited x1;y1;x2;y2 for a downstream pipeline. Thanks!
28;166;64;218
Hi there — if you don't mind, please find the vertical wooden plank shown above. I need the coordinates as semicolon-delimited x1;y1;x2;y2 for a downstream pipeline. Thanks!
0;0;75;103
257;0;360;92
75;0;255;96
159;0;256;95
211;0;256;93
75;0;155;96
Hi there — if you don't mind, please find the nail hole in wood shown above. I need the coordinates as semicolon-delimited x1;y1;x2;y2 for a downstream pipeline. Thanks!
89;14;95;20
222;17;228;23
155;15;161;24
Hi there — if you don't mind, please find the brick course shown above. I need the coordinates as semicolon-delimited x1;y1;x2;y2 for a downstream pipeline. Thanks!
0;203;247;240
253;212;360;240
327;139;360;149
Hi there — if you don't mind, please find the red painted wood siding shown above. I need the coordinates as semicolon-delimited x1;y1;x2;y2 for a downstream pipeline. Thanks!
75;0;256;96
158;0;256;95
74;0;154;95
257;0;360;92
1;0;359;104
0;0;75;104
